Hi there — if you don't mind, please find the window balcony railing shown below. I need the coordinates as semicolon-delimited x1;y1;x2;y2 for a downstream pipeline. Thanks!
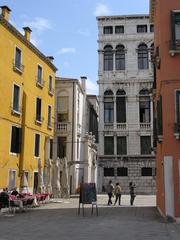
57;122;69;133
169;40;180;56
36;77;44;88
174;122;180;139
13;60;24;74
140;123;151;130
104;123;114;130
116;123;127;130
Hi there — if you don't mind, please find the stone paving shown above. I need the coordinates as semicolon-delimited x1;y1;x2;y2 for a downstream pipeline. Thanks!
0;195;180;240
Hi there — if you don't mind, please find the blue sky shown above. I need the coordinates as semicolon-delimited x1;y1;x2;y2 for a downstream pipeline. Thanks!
1;0;149;94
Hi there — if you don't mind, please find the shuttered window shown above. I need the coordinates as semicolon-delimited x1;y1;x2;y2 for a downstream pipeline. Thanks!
117;136;127;155
104;136;114;155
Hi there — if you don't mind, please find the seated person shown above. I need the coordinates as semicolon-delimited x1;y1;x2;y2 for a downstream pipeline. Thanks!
11;187;19;196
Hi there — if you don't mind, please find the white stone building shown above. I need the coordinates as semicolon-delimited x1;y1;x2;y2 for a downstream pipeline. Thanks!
53;77;98;195
97;15;156;194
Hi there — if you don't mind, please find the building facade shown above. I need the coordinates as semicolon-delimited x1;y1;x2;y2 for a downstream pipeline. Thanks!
97;14;156;194
0;6;57;193
54;77;98;195
150;0;180;219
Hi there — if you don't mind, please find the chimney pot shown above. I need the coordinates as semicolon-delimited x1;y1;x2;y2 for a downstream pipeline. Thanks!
80;76;87;93
1;6;11;21
47;56;54;62
23;27;32;41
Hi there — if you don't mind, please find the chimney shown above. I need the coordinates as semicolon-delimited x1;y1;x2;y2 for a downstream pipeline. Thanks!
80;76;87;93
47;56;54;62
1;6;11;21
23;27;32;41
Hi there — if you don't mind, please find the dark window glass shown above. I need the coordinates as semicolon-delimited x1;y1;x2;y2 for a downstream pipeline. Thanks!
36;98;42;121
104;45;113;71
15;47;21;69
13;85;20;112
138;44;148;69
115;26;124;34
117;167;128;176
137;25;147;33
116;90;126;123
104;136;114;155
50;139;53;159
48;105;51;127
150;24;154;32
157;96;163;135
141;167;152;176
34;134;40;157
49;76;52;92
11;126;21;153
139;96;151;123
176;91;180;123
104;168;114;176
37;65;42;83
104;102;114;123
57;137;66;158
104;26;113;34
116;45;125;70
117;136;127;155
141;136;151;155
172;12;180;43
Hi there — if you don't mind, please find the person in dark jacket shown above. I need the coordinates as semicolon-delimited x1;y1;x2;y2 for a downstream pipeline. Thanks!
129;182;136;206
107;180;114;205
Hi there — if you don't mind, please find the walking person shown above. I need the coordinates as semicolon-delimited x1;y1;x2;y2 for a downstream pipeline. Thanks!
107;180;114;205
129;181;136;206
114;182;122;206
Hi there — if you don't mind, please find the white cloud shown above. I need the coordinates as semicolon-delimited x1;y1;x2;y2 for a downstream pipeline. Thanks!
57;48;76;54
93;3;111;16
23;17;52;31
78;28;90;37
86;78;98;95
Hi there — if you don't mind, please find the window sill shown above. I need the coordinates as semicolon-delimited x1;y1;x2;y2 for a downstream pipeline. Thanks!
48;90;54;96
174;133;180;140
47;125;52;130
11;109;21;116
36;81;44;89
13;66;23;74
35;119;42;125
9;152;19;156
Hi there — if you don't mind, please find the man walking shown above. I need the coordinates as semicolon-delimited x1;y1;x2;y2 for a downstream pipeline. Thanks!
107;180;114;205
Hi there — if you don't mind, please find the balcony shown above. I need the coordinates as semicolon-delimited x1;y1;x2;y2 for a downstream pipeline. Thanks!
104;123;114;130
140;123;151;130
174;122;180;139
57;122;69;134
13;61;24;74
116;123;127;130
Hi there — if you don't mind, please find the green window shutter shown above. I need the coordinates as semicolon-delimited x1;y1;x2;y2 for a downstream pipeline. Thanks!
171;11;176;43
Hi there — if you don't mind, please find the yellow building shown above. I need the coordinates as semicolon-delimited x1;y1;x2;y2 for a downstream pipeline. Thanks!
0;6;57;193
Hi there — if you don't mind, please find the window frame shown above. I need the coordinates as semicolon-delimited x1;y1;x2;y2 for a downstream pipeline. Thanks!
140;136;151;155
104;167;114;177
12;83;21;115
103;26;113;34
117;136;127;155
117;167;128;177
115;45;125;71
35;97;42;123
36;64;43;87
10;125;22;154
115;25;124;34
34;133;40;158
104;136;114;155
138;44;149;70
14;46;23;72
137;25;147;33
104;45;113;71
48;104;52;128
141;167;153;177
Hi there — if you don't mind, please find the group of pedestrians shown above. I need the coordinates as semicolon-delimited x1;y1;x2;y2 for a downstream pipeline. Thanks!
106;180;136;206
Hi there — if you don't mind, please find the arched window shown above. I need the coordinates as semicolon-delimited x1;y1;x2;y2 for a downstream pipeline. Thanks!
139;89;151;123
138;43;148;70
104;90;114;123
116;89;126;123
116;45;125;70
104;45;113;71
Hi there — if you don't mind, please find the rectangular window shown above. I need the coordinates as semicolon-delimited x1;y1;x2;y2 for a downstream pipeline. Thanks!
15;47;21;69
171;11;180;46
157;96;163;135
10;126;21;153
117;136;127;155
141;136;151;155
137;25;147;33
37;65;43;84
141;167;152;176
48;76;52;92
57;137;66;158
104;136;114;155
13;84;20;112
104;168;114;176
50;139;53;159
150;24;154;32
34;133;40;157
116;97;126;123
22;171;29;187
104;102;114;123
115;25;124;34
48;105;52;127
139;97;151;123
36;97;42;122
8;170;16;189
117;167;128;176
57;113;68;122
103;26;113;34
